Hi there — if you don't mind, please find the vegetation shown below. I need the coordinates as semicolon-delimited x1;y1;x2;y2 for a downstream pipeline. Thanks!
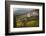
15;15;39;27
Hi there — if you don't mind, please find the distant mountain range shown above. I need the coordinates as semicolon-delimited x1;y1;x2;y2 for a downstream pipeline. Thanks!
13;8;39;16
13;8;33;15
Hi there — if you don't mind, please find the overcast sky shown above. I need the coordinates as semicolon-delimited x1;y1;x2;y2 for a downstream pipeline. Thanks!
13;8;33;15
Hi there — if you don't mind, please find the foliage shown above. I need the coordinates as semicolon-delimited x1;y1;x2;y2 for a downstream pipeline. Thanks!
15;15;39;27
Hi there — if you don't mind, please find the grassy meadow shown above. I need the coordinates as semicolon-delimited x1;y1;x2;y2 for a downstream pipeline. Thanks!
15;15;39;27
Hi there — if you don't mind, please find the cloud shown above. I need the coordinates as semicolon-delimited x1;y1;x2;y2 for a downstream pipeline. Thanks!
13;8;33;15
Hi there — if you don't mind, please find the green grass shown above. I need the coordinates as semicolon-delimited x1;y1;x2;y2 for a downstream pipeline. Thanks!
15;15;39;27
16;21;22;27
16;20;39;27
26;20;39;27
16;15;27;18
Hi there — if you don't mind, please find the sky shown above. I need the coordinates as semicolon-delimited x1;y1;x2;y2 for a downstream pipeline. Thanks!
13;8;33;15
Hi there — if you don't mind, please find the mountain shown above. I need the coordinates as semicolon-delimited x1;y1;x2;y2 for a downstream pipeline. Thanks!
13;8;33;15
